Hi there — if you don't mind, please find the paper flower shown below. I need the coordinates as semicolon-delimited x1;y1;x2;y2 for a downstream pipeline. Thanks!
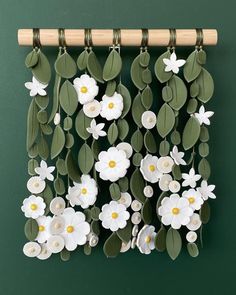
23;241;41;257
88;233;99;247
141;111;157;129
163;52;186;74
186;213;202;231
131;212;142;225
182;188;204;210
120;241;131;253
66;175;98;209
73;74;99;104
170;146;186;166
182;168;201;188
140;154;162;183
83;100;101;118
54;113;61;125
47;235;65;253
117;192;132;208
143;185;154;198
136;225;156;255
95;147;130;182
35;216;52;244
197;180;216;200
27;176;46;194
158;194;193;229
86;119;106;140
49;216;65;235
21;195;46;219
132;225;139;236
186;231;197;243
25;76;48;97
37;243;52;260
169;180;181;193
61;208;90;251
194;105;214;125
157;156;174;174
116;142;133;158
100;92;123;120
35;160;55;181
131;200;142;212
49;197;65;215
99;201;130;231
159;174;173;191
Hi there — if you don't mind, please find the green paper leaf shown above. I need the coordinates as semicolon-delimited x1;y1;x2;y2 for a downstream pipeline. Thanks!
162;85;172;102
65;133;74;149
166;228;182;260
35;95;49;110
77;49;88;71
117;83;131;118
107;122;118;144
54;177;65;195
198;158;211;179
51;125;65;159
183;50;202;82
131;129;143;152
91;220;100;235
130;168;145;203
87;50;103;83
75;110;92;140
197;49;207;65
117;119;129;140
182;117;200;150
105;80;116;96
60;248;70;261
37;110;47;124
109;183;121;200
187;98;198;114
132;152;143;167
25;49;39;68
84;243;92;256
91;139;99;161
141;198;152;224
156;103;175;138
131;54;146;90
32;51;51;84
84;209;92;222
56;158;67;176
39;185;53;215
172;164;182;180
200;201;210;224
198;142;209;157
38;134;49;160
144;130;157;153
55;52;77;79
132;93;145;128
156;192;168;221
28;159;38;175
168;75;187;111
91;206;100;221
63;117;73;131
103;48;122;81
200;126;209;142
196;68;214;103
159;140;170;156
117;220;132;243
154;51;172;83
170;130;181;145
103;232;122;258
78;143;94;174
190;81;199;98
187;243;199;258
27;98;39;151
155;226;167;252
40;124;53;135
141;86;153;109
118;177;129;192
28;144;38;159
59;80;78;116
139;51;150;67
24;218;38;241
142;68;152;84
65;150;81;182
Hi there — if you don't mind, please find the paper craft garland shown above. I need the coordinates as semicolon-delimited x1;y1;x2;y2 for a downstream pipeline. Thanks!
22;29;216;261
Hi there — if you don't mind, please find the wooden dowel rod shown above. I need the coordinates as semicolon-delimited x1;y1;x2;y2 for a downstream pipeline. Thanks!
18;29;218;47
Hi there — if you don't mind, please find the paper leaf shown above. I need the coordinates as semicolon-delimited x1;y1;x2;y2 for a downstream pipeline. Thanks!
131;93;145;128
77;49;88;71
183;50;202;82
187;243;199;258
182;116;200;150
65;150;81;182
196;68;214;103
103;48;122;81
131;129;143;152
109;183;121;201
198;158;211;180
103;232;122;258
117;119;129;141
159;140;170;156
32;51;51;84
25;49;39;68
51;125;65;159
141;86;153;109
168;75;187;111
75;110;92;140
107;122;118;144
156;103;175;138
154;51;172;83
144;130;157;153
54;177;65;195
55;52;77;79
130;168;145;203
24;218;38;241
166;228;182;260
59;80;78;116
117;83;131;118
200;201;211;224
78;143;94;174
131;54;146;90
155;226;167;252
87;50;104;83
117;220;132;243
27;98;39;151
141;198;152;224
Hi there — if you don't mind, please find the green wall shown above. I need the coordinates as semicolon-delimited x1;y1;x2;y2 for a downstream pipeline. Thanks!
0;0;235;294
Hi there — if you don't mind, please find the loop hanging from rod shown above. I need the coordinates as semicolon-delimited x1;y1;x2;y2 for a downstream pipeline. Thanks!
58;28;66;48
196;28;204;48
113;29;121;46
168;28;176;49
84;28;93;48
32;28;41;49
141;28;149;48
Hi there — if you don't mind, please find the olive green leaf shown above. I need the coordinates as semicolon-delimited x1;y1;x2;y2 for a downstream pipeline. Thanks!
91;139;99;161
154;51;172;83
159;140;170;156
197;49;207;65
63;117;73;131
38;134;49;160
141;198;152;224
190;81;200;98
48;70;61;123
117;83;131;118
142;68;152;84
27;98;39;151
139;51;150;67
117;119;129;141
109;183;121;200
132;93;145;128
200;201;210;224
183;50;202;82
162;85;172;102
65;133;74;149
105;80;116;96
117;220;132;243
103;232;122;258
25;49;39;68
141;86;153;109
84;243;92;256
155;226;167;252
78;143;94;174
156;103;175;138
59;80;78;116
55;52;77;79
196;68;214;103
77;49;89;71
54;177;65;195
75;110;92;140
107;122;118;144
144;130;157;153
200;125;209;142
40;124;53;135
187;243;199;258
56;158;67;175
28;158;38;175
103;48;122;81
168;75;187;111
182;116;200;150
118;177;129;192
37;110;48;124
172;164;182;180
132;152;143;167
131;129;143;152
130;168;145;203
91;220;100;235
65;150;81;182
91;206;101;221
187;98;198;114
166;228;182;260
131;54;146;90
87;50;103;83
60;248;70;262
199;142;209;157
51;125;65;159
170;130;181;145
39;185;53;215
198;158;211;179
35;95;49;110
32;51;51;84
28;144;38;159
24;218;38;241
156;191;168;221
84;209;92;222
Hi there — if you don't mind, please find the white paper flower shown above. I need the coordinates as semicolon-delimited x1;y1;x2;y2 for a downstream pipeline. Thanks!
163;52;186;74
83;99;101;118
182;188;203;210
136;225;156;255
116;142;133;158
99;201;130;232
132;225;139;237
182;168;201;188
23;242;41;257
86;119;106;140
186;231;197;243
117;192;132;208
25;76;48;97
50;197;65;216
120;241;131;253
47;235;65;253
37;243;52;260
54;113;61;125
194;105;214;126
88;233;99;247
73;74;99;104
35;216;52;244
49;216;65;235
143;185;153;198
100;92;123;121
131;237;137;249
169;180;181;193
66;175;98;209
141;111;157;129
131;200;142;212
157;156;174;174
158;194;193;229
186;213;202;231
35;160;55;181
21;195;46;219
159;174;173;191
140;154;162;183
170;145;186;166
27;176;46;194
61;208;90;251
197;180;216;200
131;212;142;225
95;147;130;182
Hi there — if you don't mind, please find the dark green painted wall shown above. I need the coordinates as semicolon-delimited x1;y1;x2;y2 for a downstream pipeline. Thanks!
0;0;235;294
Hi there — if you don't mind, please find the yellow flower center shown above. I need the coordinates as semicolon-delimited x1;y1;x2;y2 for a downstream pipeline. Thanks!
111;212;118;219
109;160;116;168
145;235;151;244
30;203;38;211
108;102;114;109
39;225;45;232
188;197;195;204
81;188;87;195
81;86;88;93
172;207;180;215
149;164;156;172
66;225;74;233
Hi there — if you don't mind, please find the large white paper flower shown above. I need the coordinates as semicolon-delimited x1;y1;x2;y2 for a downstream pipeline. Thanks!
163;52;186;74
186;213;202;231
23;242;41;257
99;201;130;231
61;208;90;251
141;111;157;129
21;195;46;219
35;216;52;243
194;105;214;126
86;119;106;140
197;180;216;200
182;188;203;211
73;74;99;104
27;176;46;194
83;99;101;118
170;145;186;166
25;76;48;97
182;168;201;188
158;194;193;229
35;160;55;181
140;154;162;183
95;147;130;182
100;92;123;120
157;156;174;173
136;225;156;255
66;175;98;209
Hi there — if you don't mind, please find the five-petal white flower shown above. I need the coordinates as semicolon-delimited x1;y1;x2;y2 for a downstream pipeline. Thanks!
170;145;186;166
25;76;48;97
182;168;201;188
86;119;107;140
163;52;186;74
197;180;216;200
194;105;214;125
136;225;156;255
182;188;204;211
35;160;55;181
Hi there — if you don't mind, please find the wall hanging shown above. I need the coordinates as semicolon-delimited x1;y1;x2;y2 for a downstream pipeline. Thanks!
18;28;218;261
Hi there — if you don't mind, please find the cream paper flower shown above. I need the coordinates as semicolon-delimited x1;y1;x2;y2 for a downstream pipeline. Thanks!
35;160;55;181
116;142;133;158
47;235;65;253
131;200;142;212
197;180;216;200
186;213;202;231
100;92;123;120
61;208;90;251
49;216;65;235
186;231;197;243
27;176;46;194
83;99;101;118
99;201;130;232
158;194;193;229
35;216;52;243
182;188;204;211
21;195;46;219
170;145;186;166
169;180;181;193
66;174;98;209
23;242;41;257
163;52;186;74
117;192;132;208
49;197;65;215
88;233;99;247
143;185;154;198
131;212;142;225
25;76;48;97
159;174;173;191
136;225;156;255
37;243;52;260
141;111;157;129
73;74;99;104
182;168;201;188
140;154;162;183
95;147;130;182
194;105;214;126
157;156;174;174
86;119;107;140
